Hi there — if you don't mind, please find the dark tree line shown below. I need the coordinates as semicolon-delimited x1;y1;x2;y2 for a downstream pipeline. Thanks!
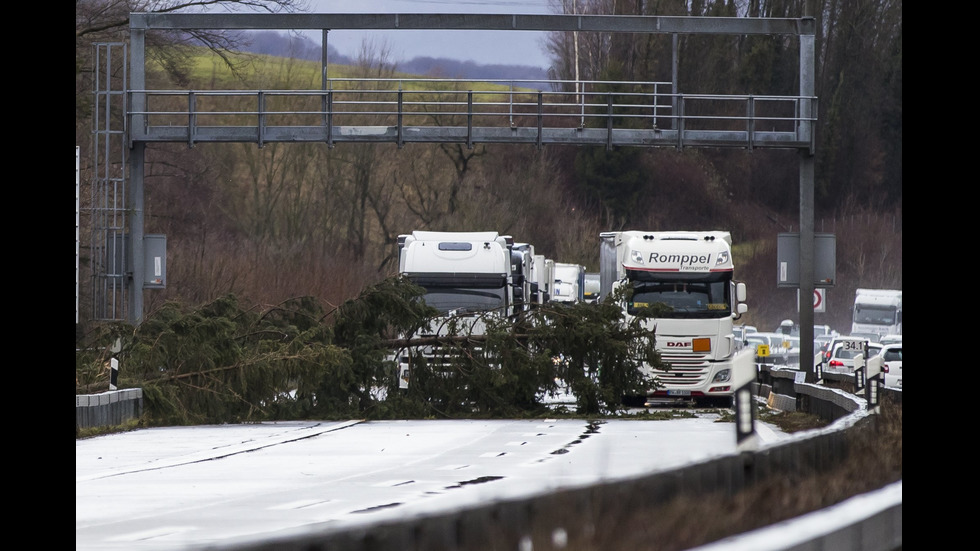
546;0;902;211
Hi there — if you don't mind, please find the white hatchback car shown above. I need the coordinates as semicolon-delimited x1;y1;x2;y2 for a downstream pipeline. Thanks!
876;343;903;388
879;334;903;346
826;340;883;372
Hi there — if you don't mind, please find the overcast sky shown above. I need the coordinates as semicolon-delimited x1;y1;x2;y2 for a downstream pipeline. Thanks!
301;0;557;68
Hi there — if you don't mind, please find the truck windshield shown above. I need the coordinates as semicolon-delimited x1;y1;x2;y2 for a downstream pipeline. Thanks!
626;271;731;319
408;273;508;314
419;288;506;314
853;306;896;325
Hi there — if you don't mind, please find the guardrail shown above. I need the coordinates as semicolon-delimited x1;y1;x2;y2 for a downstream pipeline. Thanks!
75;389;143;431
207;379;900;551
128;78;816;150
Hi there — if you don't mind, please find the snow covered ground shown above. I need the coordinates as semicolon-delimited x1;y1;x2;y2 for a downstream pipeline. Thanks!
77;415;785;550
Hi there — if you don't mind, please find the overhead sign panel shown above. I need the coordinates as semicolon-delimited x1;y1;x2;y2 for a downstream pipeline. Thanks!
776;233;836;288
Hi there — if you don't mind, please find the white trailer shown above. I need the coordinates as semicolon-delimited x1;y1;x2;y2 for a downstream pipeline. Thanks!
851;289;902;339
583;273;601;303
528;254;554;306
551;262;586;303
512;244;555;309
599;230;754;406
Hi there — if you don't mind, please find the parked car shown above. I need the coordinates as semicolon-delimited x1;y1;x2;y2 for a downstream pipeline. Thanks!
818;334;879;367
747;332;797;364
813;324;838;337
879;334;903;346
826;340;883;372
745;332;776;350
876;343;902;388
776;319;798;336
745;332;772;358
782;335;801;366
818;335;849;366
814;334;836;357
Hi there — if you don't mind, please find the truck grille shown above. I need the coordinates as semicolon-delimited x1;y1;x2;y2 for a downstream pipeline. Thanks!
647;354;711;386
393;341;487;374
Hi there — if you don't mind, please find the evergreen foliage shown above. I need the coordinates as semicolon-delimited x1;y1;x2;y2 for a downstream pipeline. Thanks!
573;146;644;226
75;280;667;424
310;275;436;418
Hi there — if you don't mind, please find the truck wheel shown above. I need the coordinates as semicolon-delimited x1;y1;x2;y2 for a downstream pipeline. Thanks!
621;395;647;408
696;396;733;408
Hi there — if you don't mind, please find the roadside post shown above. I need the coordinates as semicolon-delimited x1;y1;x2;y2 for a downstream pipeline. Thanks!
734;350;760;451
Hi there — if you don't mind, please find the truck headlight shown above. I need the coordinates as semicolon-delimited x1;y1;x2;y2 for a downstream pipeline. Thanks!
712;369;732;383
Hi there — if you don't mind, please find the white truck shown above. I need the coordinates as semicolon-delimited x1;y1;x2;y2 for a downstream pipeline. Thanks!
599;230;755;407
851;289;902;340
392;230;526;387
551;262;586;303
583;273;601;303
398;230;515;316
511;243;554;309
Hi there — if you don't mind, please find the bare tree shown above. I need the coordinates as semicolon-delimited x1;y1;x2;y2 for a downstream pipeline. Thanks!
76;1;303;40
77;0;304;93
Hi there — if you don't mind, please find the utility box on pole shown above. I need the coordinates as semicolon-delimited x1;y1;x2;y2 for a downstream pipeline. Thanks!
776;233;836;288
143;234;167;289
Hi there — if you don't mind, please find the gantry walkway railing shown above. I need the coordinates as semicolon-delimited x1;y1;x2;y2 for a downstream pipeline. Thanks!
129;77;816;150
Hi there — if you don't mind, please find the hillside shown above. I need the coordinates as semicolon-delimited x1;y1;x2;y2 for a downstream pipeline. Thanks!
242;30;549;81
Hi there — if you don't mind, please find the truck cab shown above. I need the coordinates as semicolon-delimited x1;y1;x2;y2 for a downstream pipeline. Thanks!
851;289;902;340
599;231;753;406
392;231;520;388
400;231;514;317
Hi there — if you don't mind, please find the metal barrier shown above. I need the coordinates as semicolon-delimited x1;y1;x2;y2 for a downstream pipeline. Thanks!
211;382;899;551
128;78;815;149
75;389;143;431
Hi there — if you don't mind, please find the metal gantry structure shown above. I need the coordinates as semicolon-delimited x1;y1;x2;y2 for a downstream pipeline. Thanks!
86;12;820;376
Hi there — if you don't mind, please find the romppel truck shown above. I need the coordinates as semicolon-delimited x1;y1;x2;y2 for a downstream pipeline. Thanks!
851;289;902;340
599;231;755;407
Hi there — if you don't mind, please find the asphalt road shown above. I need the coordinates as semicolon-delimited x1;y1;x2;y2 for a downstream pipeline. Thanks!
76;416;785;551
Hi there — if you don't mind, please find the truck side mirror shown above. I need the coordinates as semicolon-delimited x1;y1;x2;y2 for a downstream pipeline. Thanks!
736;282;747;302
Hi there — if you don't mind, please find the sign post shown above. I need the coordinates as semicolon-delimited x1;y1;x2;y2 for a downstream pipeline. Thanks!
798;288;826;313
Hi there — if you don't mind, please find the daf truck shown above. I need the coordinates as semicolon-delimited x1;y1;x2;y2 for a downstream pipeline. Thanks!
851;289;902;340
599;231;755;407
